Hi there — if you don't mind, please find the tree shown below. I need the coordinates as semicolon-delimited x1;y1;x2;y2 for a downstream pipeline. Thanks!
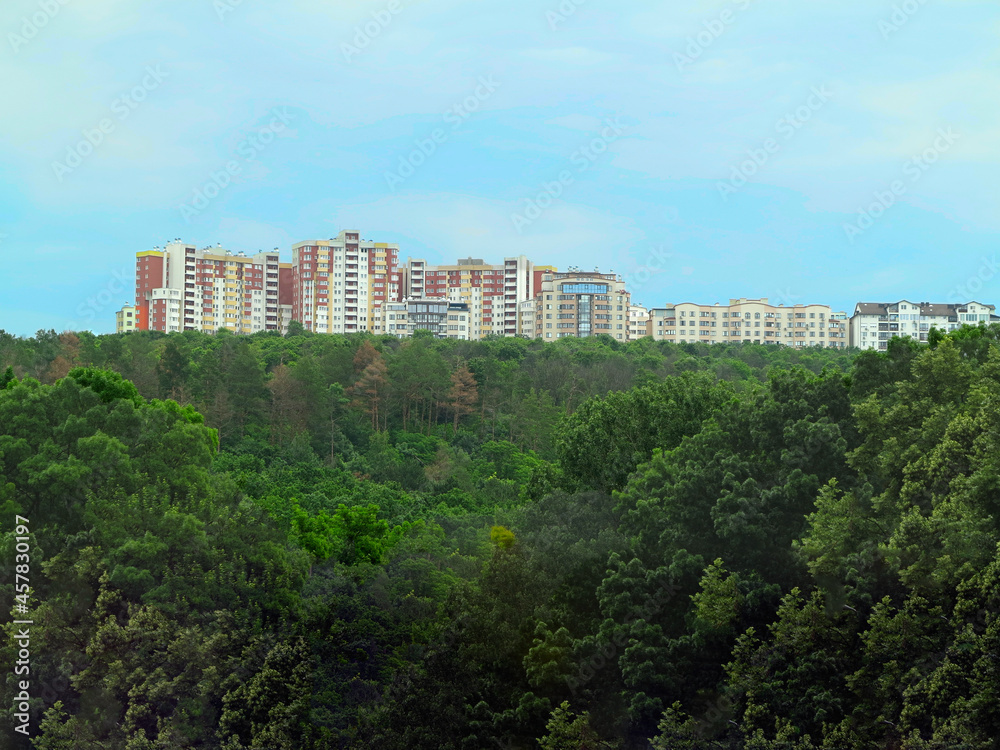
267;363;310;444
448;362;479;433
538;702;616;750
557;372;728;493
349;356;389;431
156;337;190;399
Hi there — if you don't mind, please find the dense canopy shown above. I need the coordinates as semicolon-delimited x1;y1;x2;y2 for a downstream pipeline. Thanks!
1;325;998;748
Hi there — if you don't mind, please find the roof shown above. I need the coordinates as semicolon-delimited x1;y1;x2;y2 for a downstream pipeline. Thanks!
852;300;996;317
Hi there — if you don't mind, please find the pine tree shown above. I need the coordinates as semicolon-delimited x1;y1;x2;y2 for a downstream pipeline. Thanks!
448;362;479;433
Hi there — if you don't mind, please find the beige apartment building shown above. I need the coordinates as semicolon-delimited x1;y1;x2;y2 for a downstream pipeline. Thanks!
647;298;848;348
525;269;631;340
115;305;137;333
850;300;995;350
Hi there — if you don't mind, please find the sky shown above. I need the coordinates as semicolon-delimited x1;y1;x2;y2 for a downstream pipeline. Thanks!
0;0;997;335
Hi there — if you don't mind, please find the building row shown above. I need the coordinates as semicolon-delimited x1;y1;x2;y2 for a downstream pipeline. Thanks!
115;232;995;350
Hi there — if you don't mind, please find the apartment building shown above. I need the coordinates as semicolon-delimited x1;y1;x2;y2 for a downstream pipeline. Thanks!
115;305;137;333
647;298;848;348
517;299;537;338
404;255;535;338
292;231;402;334
628;304;650;341
850;300;995;350
379;298;472;340
130;242;285;334
526;269;631;340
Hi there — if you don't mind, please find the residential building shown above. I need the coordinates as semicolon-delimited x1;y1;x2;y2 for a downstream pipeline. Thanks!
404;255;536;338
850;300;995;350
130;242;284;334
648;298;848;348
292;231;402;334
517;299;537;338
628;304;650;340
115;305;137;333
527;269;631;340
378;298;472;340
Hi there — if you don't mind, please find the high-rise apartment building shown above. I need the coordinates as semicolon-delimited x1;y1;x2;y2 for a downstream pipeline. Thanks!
131;242;284;334
647;298;848;348
291;231;402;334
850;300;995;350
404;255;535;338
526;270;631;340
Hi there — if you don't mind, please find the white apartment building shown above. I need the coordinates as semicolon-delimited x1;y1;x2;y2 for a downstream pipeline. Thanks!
648;298;848;348
628;304;650;341
517;299;537;338
292;231;402;335
378;298;472;340
404;256;535;338
850;300;995;350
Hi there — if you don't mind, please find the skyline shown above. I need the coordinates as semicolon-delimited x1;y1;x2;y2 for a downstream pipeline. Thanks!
2;0;999;335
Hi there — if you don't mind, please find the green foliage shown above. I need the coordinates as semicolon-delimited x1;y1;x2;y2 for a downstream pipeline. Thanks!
557;371;730;492
2;324;1000;748
490;524;516;550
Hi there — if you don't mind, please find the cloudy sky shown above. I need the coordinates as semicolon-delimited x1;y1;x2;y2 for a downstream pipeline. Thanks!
1;0;997;335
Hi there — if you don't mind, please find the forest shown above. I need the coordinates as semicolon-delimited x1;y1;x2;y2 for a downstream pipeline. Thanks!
0;324;998;749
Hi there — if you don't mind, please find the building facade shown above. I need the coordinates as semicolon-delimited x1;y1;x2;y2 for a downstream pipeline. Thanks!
379;298;472;340
291;231;402;334
647;298;848;348
130;242;284;334
850;300;996;350
628;304;650;341
115;305;137;333
404;255;535;338
526;270;631;340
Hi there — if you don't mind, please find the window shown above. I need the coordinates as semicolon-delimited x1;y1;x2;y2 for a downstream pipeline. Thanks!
561;283;609;294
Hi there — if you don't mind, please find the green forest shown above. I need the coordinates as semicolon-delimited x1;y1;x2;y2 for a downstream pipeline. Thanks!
1;325;998;748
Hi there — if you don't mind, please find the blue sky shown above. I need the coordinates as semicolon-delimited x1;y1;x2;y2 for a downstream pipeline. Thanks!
1;0;997;335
